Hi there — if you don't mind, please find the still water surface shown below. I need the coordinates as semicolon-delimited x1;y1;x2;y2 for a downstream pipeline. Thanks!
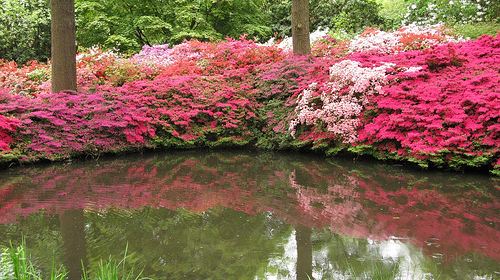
0;151;498;279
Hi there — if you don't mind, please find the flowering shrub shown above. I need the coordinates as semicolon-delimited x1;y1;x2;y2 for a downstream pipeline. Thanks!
348;24;460;54
0;33;498;173
0;89;155;160
0;114;19;152
132;44;174;67
0;48;162;96
356;35;499;169
264;28;331;52
287;34;499;172
0;60;48;96
289;60;393;143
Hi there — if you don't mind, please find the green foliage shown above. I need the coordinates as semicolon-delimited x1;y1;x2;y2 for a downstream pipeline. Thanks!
451;22;500;38
403;0;500;26
266;0;386;37
375;0;407;28
311;0;385;33
76;0;272;53
0;0;51;64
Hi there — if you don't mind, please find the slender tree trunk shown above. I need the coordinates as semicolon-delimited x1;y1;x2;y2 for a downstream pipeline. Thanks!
51;0;76;92
291;0;311;55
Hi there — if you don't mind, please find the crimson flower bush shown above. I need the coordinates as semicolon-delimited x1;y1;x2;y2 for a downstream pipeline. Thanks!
0;26;498;174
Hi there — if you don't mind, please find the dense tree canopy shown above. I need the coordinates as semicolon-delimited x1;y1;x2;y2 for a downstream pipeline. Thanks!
0;0;51;63
0;0;498;63
76;0;272;53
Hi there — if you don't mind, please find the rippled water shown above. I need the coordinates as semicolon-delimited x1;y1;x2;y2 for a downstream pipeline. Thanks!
0;151;498;279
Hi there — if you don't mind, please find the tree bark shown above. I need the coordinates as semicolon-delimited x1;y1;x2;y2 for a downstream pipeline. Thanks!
291;0;311;55
51;0;76;92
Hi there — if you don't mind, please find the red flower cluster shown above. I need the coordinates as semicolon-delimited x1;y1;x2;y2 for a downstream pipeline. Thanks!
0;33;498;172
355;36;500;168
0;114;19;151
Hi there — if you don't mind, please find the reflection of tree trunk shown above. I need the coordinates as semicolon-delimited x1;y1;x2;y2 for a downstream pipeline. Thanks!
60;210;87;280
296;225;313;280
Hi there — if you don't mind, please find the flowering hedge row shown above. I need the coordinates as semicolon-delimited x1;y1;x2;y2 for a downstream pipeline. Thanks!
0;27;498;174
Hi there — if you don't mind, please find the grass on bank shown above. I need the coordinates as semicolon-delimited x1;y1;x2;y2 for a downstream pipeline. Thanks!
1;242;149;280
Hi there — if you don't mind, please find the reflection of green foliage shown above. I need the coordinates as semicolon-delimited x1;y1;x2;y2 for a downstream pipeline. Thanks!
84;208;290;279
313;230;400;279
82;244;147;280
0;207;290;279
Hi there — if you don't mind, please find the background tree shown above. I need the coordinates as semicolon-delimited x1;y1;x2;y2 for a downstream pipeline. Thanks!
0;0;51;64
76;0;272;53
51;0;77;92
291;0;311;54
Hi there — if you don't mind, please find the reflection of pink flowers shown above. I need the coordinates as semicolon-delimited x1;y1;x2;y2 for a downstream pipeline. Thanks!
0;155;498;260
289;170;365;237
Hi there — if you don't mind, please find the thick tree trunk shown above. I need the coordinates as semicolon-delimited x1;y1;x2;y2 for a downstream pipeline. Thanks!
291;0;311;55
51;0;76;92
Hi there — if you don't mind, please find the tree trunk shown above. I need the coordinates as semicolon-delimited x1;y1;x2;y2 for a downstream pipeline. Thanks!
51;0;76;92
291;0;311;55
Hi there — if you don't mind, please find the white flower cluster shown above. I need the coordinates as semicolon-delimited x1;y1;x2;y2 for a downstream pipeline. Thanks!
404;0;493;25
349;30;401;54
348;24;460;54
131;44;174;67
289;60;392;143
76;46;120;63
263;28;330;52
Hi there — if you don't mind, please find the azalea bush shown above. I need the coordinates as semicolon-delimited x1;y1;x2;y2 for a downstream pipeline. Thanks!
287;34;499;172
0;26;498;174
348;24;460;54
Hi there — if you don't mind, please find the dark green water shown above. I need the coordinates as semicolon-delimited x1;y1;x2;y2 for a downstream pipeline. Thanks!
0;151;498;280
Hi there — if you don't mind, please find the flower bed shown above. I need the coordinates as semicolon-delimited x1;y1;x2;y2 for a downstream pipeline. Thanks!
0;27;498;174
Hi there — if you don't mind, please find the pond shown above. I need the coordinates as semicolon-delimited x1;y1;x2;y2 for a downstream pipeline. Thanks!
0;151;498;279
